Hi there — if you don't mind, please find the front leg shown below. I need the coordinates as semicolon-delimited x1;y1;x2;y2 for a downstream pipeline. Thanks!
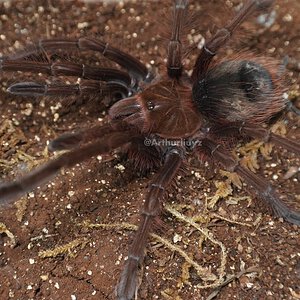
0;130;134;206
192;0;274;81
116;147;183;300
167;0;189;78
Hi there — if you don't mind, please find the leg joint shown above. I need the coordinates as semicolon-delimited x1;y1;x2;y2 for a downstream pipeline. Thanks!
150;183;165;191
128;254;140;262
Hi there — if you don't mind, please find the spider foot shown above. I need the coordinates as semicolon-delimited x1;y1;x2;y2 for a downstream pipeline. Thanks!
286;101;300;116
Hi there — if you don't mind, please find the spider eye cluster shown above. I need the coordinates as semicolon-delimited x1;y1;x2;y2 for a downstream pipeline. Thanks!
146;101;155;111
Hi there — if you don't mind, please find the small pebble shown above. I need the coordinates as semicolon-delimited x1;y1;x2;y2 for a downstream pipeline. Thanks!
68;191;75;197
173;233;182;243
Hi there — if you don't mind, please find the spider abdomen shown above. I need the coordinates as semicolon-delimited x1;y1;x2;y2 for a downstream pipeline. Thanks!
192;59;286;124
239;61;273;101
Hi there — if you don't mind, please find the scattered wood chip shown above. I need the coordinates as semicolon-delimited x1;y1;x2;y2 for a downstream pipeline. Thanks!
0;222;16;247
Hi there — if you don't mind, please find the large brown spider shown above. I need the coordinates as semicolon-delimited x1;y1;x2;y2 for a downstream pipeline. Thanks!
0;0;299;299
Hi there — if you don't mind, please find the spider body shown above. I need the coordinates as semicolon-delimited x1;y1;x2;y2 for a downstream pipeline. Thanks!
192;59;286;123
0;1;299;299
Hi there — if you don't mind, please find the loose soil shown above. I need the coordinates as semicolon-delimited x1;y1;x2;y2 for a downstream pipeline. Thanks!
0;1;299;300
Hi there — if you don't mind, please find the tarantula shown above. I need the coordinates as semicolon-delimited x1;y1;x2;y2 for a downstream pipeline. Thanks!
0;0;299;299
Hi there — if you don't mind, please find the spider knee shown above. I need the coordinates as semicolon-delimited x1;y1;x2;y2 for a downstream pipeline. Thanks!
150;183;165;191
261;184;273;199
128;254;140;262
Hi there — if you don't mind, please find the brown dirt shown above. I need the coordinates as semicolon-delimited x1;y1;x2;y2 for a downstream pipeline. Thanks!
0;1;299;300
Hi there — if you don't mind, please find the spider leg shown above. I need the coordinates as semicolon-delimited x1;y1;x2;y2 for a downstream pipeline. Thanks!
2;59;131;93
48;121;125;151
286;101;300;116
192;0;274;81
7;80;129;100
199;139;300;225
213;124;300;155
242;125;300;155
167;0;189;78
6;37;151;82
0;130;134;206
1;60;131;85
2;59;131;98
116;147;183;300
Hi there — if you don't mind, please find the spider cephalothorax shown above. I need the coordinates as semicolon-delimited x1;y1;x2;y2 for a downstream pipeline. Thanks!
110;78;203;138
0;1;299;299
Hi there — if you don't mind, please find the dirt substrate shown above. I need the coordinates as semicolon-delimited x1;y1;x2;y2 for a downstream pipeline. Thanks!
0;0;299;299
